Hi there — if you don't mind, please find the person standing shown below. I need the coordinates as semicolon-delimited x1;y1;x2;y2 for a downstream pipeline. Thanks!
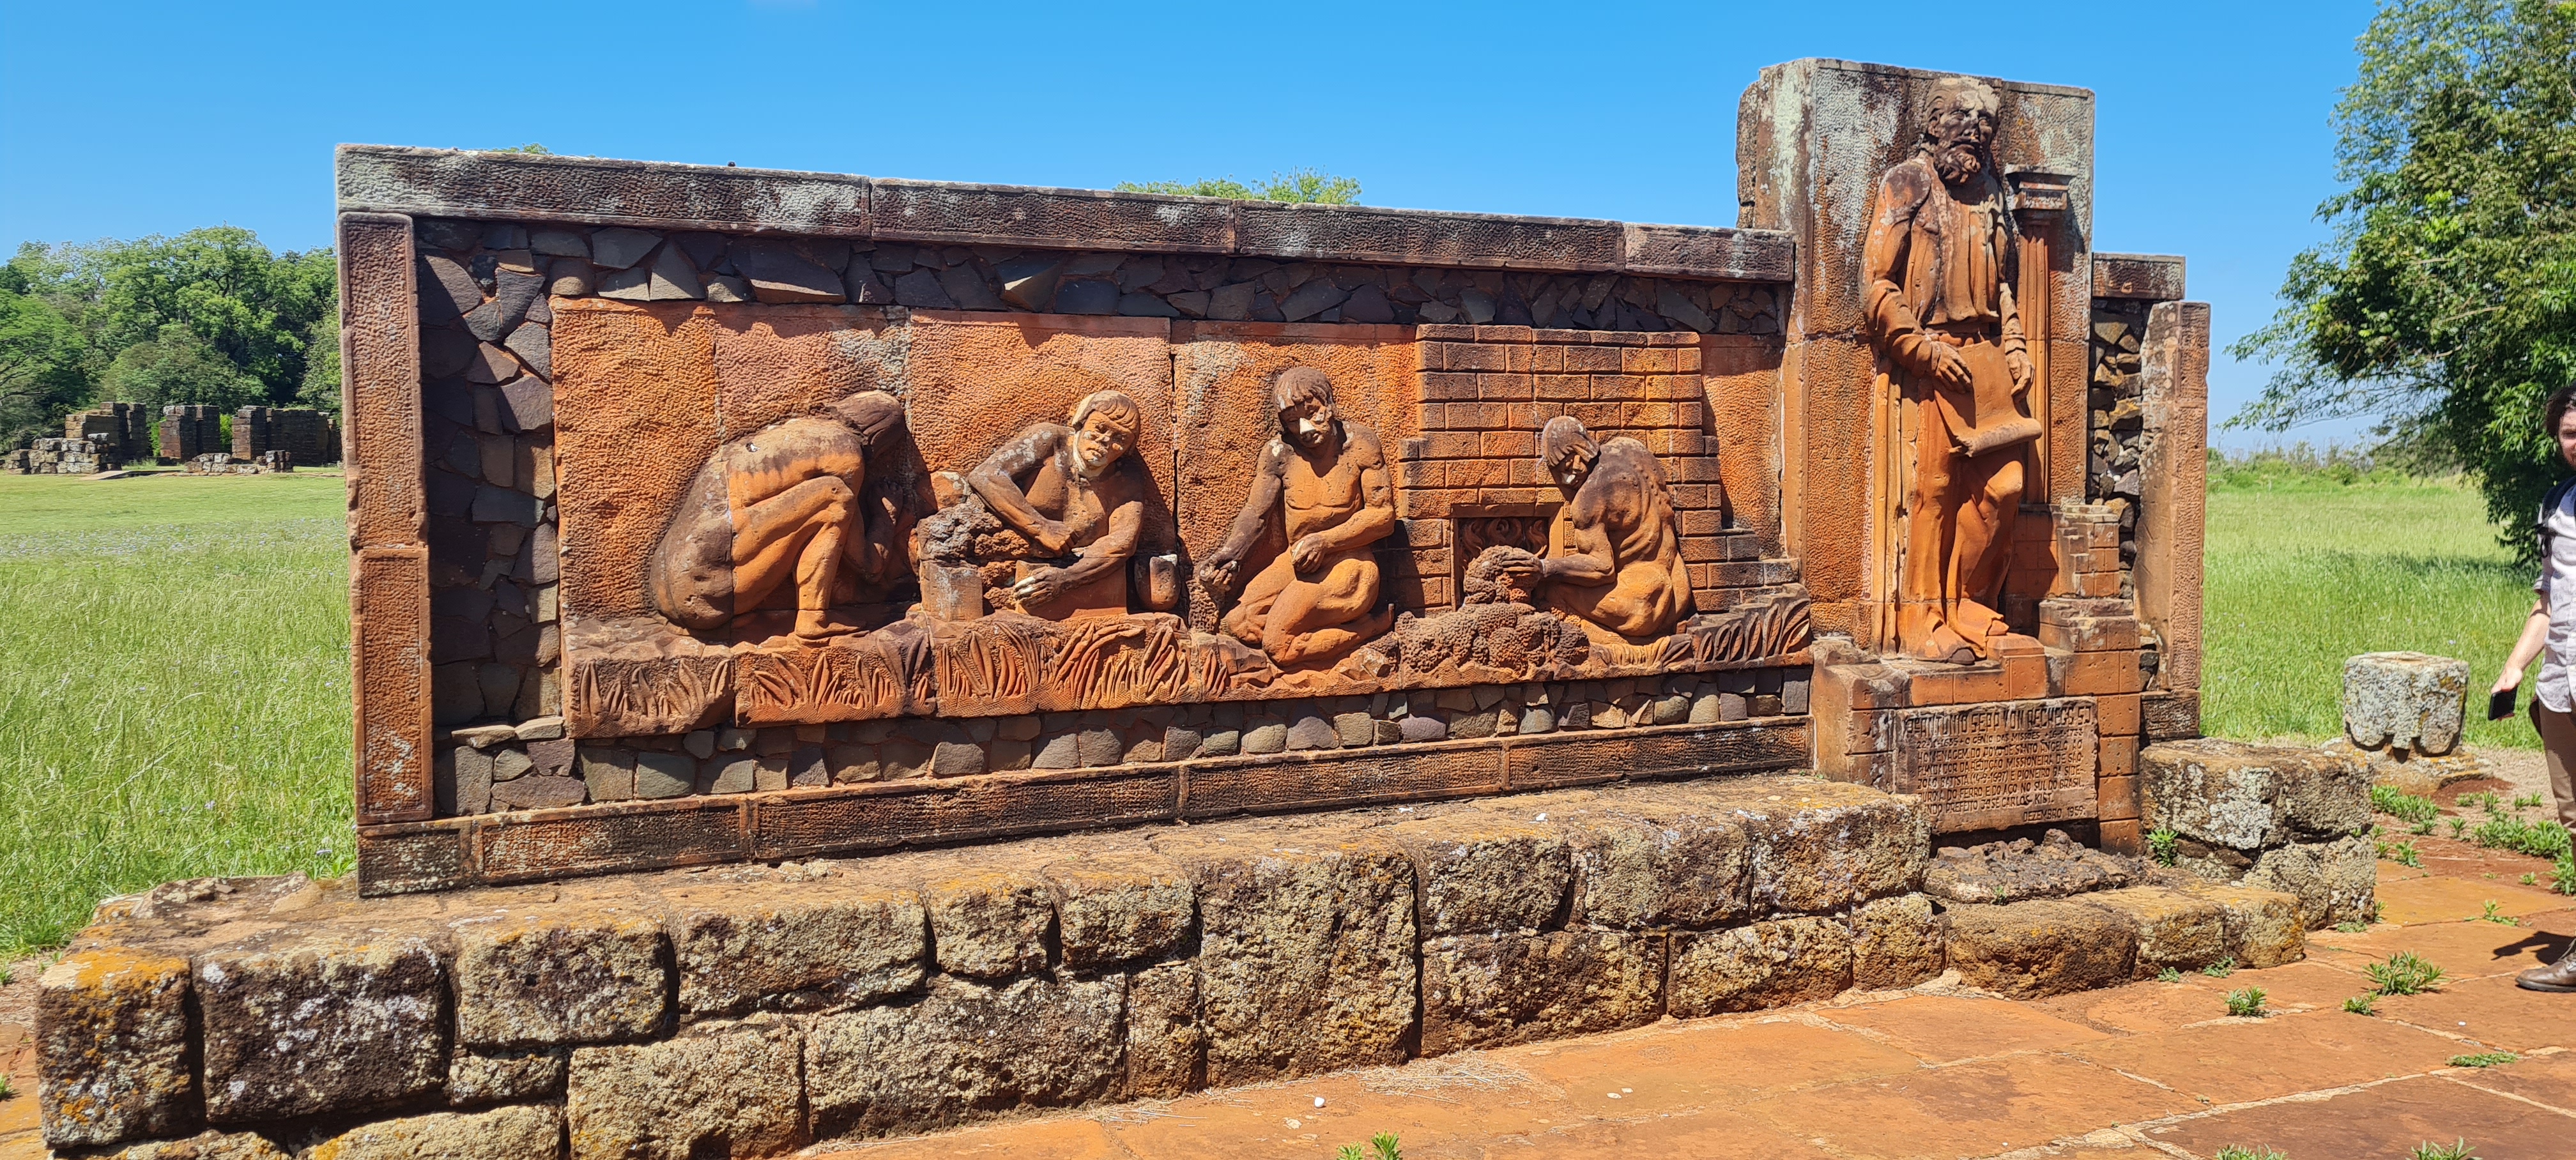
2492;383;2576;993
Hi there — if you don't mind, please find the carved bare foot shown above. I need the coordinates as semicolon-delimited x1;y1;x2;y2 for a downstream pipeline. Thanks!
1915;623;1977;664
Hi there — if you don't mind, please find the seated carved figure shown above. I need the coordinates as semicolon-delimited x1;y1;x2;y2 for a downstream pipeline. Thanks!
1499;416;1695;642
1199;367;1396;666
649;390;907;641
923;389;1153;620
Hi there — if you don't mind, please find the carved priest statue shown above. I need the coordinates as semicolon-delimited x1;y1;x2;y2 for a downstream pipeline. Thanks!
1200;367;1396;666
1863;74;2039;663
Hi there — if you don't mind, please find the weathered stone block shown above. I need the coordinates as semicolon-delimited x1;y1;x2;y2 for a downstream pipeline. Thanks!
567;1017;804;1160
195;932;445;1122
1123;961;1204;1099
1667;916;1851;1016
2139;738;2371;851
805;975;1125;1138
1158;825;1416;1086
303;1104;562;1160
1709;777;1929;914
665;882;926;1017
1943;899;2136;998
2343;651;2468;755
1564;797;1749;929
38;949;195;1149
453;913;668;1048
920;867;1053;979
2242;835;2377;931
1385;812;1572;936
1420;930;1663;1053
1850;893;1943;989
2176;880;2306;967
102;1131;292;1160
445;1045;565;1107
1043;853;1193;969
2077;886;2227;978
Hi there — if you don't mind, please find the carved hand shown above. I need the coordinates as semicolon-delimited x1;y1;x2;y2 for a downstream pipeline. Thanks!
1929;343;1975;392
1199;554;1240;595
1015;565;1067;606
1290;533;1328;574
2005;348;2035;394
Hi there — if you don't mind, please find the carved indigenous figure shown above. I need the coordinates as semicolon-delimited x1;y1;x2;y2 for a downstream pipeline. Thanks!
923;389;1153;620
1864;75;2039;662
1496;416;1694;642
1200;367;1396;665
648;390;907;641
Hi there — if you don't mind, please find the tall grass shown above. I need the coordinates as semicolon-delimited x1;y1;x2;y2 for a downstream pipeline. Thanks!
2202;466;2533;749
0;473;351;954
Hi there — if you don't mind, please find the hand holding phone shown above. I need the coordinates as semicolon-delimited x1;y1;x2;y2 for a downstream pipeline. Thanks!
2490;687;2519;722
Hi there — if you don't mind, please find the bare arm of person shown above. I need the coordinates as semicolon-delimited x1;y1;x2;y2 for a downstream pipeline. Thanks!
1537;478;1620;588
2498;597;2550;694
967;426;1073;553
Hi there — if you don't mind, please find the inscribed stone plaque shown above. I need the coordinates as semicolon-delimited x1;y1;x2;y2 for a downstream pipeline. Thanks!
1889;697;2097;832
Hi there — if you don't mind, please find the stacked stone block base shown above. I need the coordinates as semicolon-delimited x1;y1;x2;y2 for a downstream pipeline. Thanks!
2140;737;2377;929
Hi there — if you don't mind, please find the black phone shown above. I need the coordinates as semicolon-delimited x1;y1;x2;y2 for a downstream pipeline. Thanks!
2490;687;2519;722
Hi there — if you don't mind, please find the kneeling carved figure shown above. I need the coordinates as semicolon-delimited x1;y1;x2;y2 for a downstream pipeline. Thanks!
1488;415;1696;643
1199;367;1396;666
914;388;1161;621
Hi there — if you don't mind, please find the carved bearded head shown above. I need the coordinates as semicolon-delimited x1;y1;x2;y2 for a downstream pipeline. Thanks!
1273;367;1339;452
1920;76;2001;186
1540;415;1600;490
1068;390;1140;480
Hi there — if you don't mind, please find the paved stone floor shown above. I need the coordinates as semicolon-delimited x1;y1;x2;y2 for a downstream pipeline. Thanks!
3;828;2572;1158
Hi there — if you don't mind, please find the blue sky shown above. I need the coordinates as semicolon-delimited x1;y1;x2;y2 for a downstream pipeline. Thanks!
0;0;2382;448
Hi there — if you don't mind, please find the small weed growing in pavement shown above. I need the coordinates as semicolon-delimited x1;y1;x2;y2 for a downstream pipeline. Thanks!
0;1074;12;1099
2369;951;2446;995
2378;839;2423;867
2367;899;2386;923
2214;1147;2287;1160
2448;818;2469;838
2449;1051;2518;1067
2202;956;2238;978
2472;813;2573;859
2344;994;2378;1015
2335;919;2368;933
1993;885;2011;903
2373;786;2439;825
2523;873;2539;885
2554;853;2576;896
2409;1138;2479;1160
2147;828;2179;866
1334;1132;1402;1160
2156;966;2184;983
2515;793;2544;810
2412;820;2437;836
2479;901;2518;925
2225;987;2268;1017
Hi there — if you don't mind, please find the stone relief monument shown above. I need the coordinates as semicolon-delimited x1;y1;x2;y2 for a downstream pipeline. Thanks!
36;57;2247;1160
1864;75;2040;664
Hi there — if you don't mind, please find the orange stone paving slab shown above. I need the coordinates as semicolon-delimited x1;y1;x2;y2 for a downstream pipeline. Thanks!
2380;973;2576;1054
1097;1058;1575;1159
2371;873;2573;925
1814;993;2109;1062
1508;1013;1927;1111
2441;1047;2576;1113
1501;1108;1847;1158
1730;1053;2196;1160
2067;1007;2465;1105
2143;1074;2570;1159
824;1115;1132;1159
2029;963;2370;1035
2308;915;2573;981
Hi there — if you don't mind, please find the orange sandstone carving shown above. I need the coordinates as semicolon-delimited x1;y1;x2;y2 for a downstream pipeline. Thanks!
648;391;908;641
917;388;1158;622
1863;75;2039;662
1201;368;1397;666
1491;416;1696;643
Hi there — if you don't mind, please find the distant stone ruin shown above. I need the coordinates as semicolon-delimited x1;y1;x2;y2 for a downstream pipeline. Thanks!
4;404;340;475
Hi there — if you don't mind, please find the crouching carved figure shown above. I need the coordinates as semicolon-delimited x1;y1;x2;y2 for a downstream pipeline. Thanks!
914;388;1165;621
648;390;908;641
1489;416;1695;643
1199;367;1396;666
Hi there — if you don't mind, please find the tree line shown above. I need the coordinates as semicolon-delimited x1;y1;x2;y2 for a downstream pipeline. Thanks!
1;229;339;449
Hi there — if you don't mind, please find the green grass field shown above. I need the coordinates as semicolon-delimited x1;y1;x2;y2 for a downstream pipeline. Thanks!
0;467;2545;953
0;471;353;954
